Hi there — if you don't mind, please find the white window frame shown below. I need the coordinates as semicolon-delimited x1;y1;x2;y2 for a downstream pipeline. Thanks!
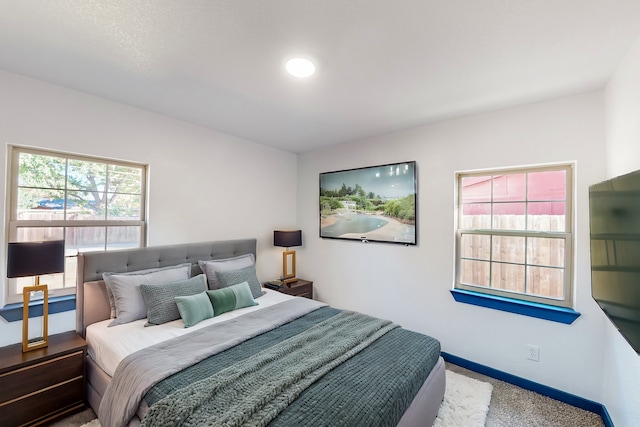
455;163;574;308
5;145;147;303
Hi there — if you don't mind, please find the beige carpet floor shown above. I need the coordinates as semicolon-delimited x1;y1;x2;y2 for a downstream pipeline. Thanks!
446;363;605;427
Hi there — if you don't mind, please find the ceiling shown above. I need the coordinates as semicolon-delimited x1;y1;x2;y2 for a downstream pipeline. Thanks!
1;1;640;154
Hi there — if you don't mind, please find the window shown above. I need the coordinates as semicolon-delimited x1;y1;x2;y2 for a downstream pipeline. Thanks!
6;146;147;303
455;164;573;308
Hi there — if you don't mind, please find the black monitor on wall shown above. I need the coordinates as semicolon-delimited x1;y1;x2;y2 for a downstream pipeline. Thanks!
589;169;640;354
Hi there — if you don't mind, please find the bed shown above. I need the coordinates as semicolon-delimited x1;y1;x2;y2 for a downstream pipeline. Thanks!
76;239;445;427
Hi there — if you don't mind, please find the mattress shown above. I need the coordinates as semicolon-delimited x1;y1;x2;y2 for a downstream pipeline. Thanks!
86;288;295;377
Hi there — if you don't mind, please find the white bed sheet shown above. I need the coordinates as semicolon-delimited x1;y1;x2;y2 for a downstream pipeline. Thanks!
86;289;296;377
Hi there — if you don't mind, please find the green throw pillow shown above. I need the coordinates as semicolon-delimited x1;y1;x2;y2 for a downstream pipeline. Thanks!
206;281;258;317
175;291;215;328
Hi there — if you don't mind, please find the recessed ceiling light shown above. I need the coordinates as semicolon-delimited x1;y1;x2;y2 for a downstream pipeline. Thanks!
285;58;315;78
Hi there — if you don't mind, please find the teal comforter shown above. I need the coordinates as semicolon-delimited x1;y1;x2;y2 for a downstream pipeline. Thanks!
142;306;441;427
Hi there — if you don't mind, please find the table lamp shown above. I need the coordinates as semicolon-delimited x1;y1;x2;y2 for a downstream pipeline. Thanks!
273;230;302;285
7;240;65;352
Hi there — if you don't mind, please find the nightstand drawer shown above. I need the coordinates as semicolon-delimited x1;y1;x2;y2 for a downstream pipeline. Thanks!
0;376;84;426
0;350;84;404
279;281;313;299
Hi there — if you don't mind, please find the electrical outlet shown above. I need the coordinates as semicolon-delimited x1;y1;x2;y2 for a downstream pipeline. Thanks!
527;344;540;362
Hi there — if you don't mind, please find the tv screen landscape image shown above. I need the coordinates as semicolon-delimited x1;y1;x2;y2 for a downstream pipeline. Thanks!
320;161;417;245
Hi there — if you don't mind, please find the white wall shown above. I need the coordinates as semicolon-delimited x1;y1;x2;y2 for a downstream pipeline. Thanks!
0;70;298;346
298;92;608;403
605;35;640;178
603;33;640;427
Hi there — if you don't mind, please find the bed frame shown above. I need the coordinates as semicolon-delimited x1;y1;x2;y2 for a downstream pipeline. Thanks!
75;238;444;426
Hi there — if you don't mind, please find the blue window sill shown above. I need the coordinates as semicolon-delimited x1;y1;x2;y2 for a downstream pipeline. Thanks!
0;295;76;322
450;289;580;324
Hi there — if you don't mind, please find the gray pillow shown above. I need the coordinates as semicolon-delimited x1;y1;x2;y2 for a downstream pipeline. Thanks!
103;263;191;326
215;265;265;299
198;254;255;290
175;291;214;328
140;275;207;326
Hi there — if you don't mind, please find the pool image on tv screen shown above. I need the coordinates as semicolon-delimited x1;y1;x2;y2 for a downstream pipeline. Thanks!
319;161;417;245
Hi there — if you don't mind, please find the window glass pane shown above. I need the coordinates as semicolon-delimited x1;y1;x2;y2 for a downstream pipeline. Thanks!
18;152;66;189
492;174;525;202
16;226;64;242
491;262;525;293
492;202;526;230
460;234;491;260
65;256;77;289
461;176;492;203
460;203;491;228
492;235;525;263
13;273;65;294
526;266;564;299
460;259;490;287
109;165;142;194
11;277;31;295
67;159;107;192
37;272;65;290
107;193;141;220
107;226;141;250
66;190;106;220
527;202;566;231
17;188;66;219
527;237;565;267
65;226;106;252
528;170;566;201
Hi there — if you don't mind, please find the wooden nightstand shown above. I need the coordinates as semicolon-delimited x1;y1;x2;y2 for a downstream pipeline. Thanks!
275;279;313;299
0;331;87;427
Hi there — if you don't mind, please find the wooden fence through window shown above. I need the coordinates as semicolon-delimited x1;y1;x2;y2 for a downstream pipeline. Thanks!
460;215;566;299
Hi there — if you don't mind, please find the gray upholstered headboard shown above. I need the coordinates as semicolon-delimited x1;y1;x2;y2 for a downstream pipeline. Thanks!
75;239;257;337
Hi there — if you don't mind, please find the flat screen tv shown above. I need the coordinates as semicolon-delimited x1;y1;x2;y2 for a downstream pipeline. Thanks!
319;161;417;245
589;169;640;354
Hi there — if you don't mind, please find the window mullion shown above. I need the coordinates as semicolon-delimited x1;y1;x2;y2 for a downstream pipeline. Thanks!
489;235;494;290
492;175;498;230
64;157;69;220
524;165;529;296
524;236;529;295
12;219;144;227
105;163;110;221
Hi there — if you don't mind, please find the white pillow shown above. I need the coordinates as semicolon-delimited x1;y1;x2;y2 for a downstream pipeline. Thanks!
103;263;191;326
198;254;255;290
